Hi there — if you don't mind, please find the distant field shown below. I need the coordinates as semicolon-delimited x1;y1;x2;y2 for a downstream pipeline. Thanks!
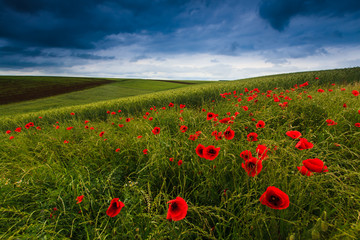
0;76;213;116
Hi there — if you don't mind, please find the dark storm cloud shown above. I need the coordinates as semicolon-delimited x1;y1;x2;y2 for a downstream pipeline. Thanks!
259;0;360;31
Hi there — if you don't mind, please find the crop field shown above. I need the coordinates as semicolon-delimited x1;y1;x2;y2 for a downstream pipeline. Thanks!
1;67;360;239
0;76;212;116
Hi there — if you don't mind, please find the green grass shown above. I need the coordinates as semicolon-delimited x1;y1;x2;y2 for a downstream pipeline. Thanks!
1;67;360;239
0;77;212;116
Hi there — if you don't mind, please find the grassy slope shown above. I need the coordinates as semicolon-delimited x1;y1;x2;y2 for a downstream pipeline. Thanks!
0;77;212;116
1;67;360;239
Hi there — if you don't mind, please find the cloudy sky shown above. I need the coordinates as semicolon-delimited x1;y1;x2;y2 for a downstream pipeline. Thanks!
1;0;360;80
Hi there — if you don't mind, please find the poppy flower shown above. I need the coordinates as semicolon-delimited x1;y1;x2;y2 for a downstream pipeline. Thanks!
240;150;252;161
247;132;258;142
195;144;205;158
106;198;125;217
297;166;313;176
126;118;131;122
286;131;301;139
242;106;248;111
119;124;124;128
169;157;174;162
343;103;347;108
259;186;289;210
223;126;235;140
70;112;75;115
84;120;89;124
76;195;84;204
326;119;337;126
317;89;324;93
99;131;105;137
9;136;14;140
169;102;174;107
177;160;183;166
206;112;216;120
295;138;313;150
166;197;188;221
256;144;268;160
219;117;231;124
6;130;11;134
355;123;360;127
241;157;262;177
180;104;186;109
256;120;265;128
149;117;153;121
152;127;160;135
203;145;221;160
115;148;120;152
66;127;74;130
64;140;69;144
143;149;148;154
15;127;21;132
180;125;188;133
303;158;328;173
352;90;359;96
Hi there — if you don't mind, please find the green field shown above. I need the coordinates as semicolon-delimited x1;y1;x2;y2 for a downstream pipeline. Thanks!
0;76;212;116
1;67;360;239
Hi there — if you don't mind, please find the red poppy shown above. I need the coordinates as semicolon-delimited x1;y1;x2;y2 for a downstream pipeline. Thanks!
195;144;205;158
15;127;21;132
203;145;220;160
76;195;84;204
106;198;125;217
206;112;216;120
355;123;360;127
317;89;324;93
152;127;160;135
143;149;148;154
115;148;120;152
126;118;131;122
6;130;11;134
358;110;360;114
223;126;235;140
66;127;74;130
297;166;313;176
247;132;258;142
241;157;262;177
119;124;124;128
315;77;319;79
180;104;186;109
219;117;231;124
149;117;153;121
256;120;265;128
169;102;174;107
166;197;188;221
242;106;248;111
9;136;14;140
303;158;328;173
240;150;252;161
259;186;289;210
180;125;188;133
343;103;347;108
64;140;69;144
326;119;337;126
177;160;183;166
256;144;268;160
84;120;89;124
352;90;359;96
286;131;301;139
295;138;313;150
70;112;75;115
169;157;174;162
99;131;105;137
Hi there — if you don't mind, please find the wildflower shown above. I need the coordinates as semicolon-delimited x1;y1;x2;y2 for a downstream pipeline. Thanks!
206;112;216;120
99;131;105;137
247;132;258;142
326;119;337;126
166;197;188;221
203;145;221;160
180;125;188;133
15;127;21;132
286;131;301;139
295;138;314;150
317;89;324;93
152;127;160;135
76;195;84;204
352;90;359;96
240;150;252;161
259;186;289;210
66;127;74;130
195;144;205;158
256;144;268;160
169;102;174;107
355;123;360;127
64;140;69;144
256;120;265;128
303;158;328;173
297;166;313;176
6;130;11;134
223;126;235;140
177;160;183;166
115;148;120;152
70;112;75;115
143;149;148;154
242;157;263;177
9;136;14;140
106;198;125;217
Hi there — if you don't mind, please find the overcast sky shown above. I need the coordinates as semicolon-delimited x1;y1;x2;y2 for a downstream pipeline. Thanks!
1;0;360;80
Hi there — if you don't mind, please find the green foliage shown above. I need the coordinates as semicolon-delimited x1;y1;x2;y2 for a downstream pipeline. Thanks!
1;67;360;239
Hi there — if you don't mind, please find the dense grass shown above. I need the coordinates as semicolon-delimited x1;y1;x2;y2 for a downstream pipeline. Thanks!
1;67;360;239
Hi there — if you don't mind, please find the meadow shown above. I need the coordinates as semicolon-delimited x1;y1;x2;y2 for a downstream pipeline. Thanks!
1;67;360;239
0;76;212;116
